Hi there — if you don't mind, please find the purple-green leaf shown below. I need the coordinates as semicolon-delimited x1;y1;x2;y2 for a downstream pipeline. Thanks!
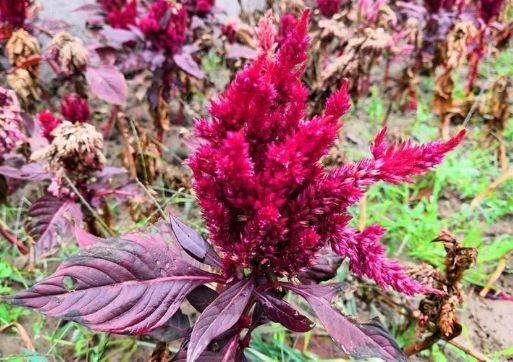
25;195;83;257
282;283;406;361
187;278;254;362
85;65;127;105
254;290;314;332
7;232;221;335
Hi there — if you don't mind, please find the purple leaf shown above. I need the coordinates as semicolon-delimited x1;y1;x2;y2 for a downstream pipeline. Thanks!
74;227;102;248
91;45;118;66
72;3;102;12
298;247;343;284
220;335;243;362
173;52;205;79
7;232;222;335
25;195;83;257
37;18;70;33
282;283;406;362
0;163;51;181
187;278;254;362
86;65;127;105
168;216;222;268
101;27;139;47
94;166;128;179
254;291;313;332
187;285;218;312
172;350;227;362
146;309;190;342
225;44;257;60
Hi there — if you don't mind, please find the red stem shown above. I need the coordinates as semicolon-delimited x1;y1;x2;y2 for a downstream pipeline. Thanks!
0;224;29;255
103;105;120;138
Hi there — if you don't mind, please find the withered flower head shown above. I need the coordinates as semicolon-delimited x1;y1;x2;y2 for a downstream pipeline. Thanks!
5;28;40;66
0;87;26;156
6;68;41;103
50;32;89;75
444;21;477;69
33;121;106;184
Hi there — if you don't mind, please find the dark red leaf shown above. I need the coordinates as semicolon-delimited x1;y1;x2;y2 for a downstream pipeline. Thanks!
187;278;254;362
7;232;221;335
173;52;205;79
254;290;313;332
282;283;406;361
85;65;127;105
168;216;222;268
25;195;83;257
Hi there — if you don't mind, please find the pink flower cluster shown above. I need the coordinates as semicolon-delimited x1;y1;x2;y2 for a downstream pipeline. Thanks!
38;110;61;141
37;94;91;141
278;13;298;43
60;94;91;123
99;0;138;29
479;0;506;23
190;11;465;295
317;0;341;17
188;0;215;16
222;22;237;43
0;87;26;156
423;0;457;13
138;0;188;54
0;0;29;30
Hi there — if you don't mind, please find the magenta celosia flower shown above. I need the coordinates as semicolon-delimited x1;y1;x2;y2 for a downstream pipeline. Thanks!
423;0;457;13
0;0;29;30
278;13;298;43
188;0;215;16
0;87;26;156
189;10;465;295
60;94;91;123
359;0;385;23
317;0;341;17
479;0;505;23
222;22;237;43
105;0;137;29
37;110;61;141
139;0;188;54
